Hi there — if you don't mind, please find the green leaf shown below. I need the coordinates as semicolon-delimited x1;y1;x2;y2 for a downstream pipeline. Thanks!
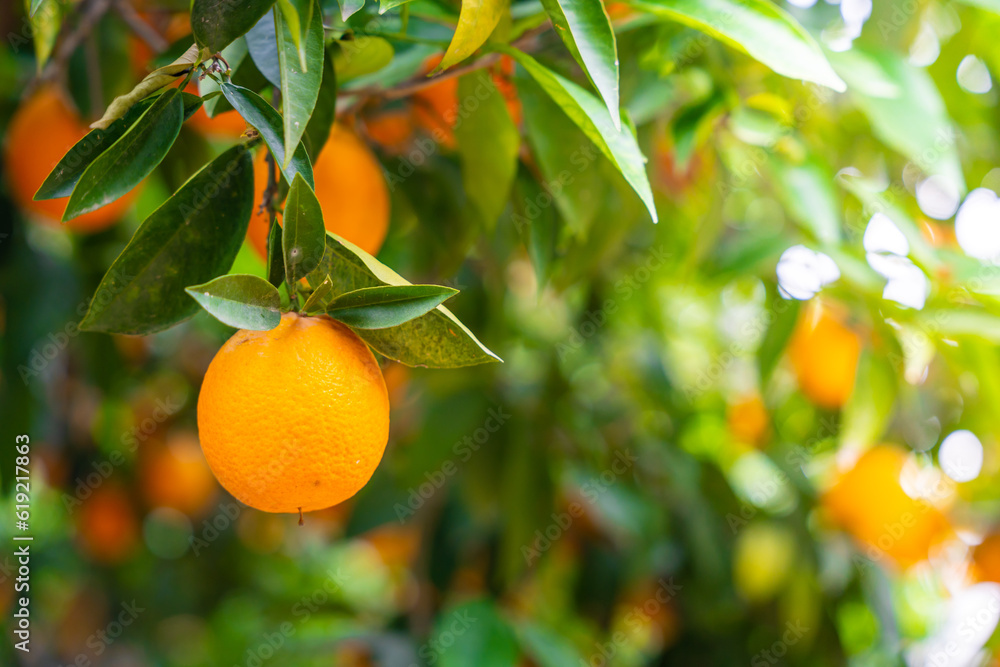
455;72;519;228
185;274;282;330
63;89;184;223
200;39;249;116
309;232;502;367
378;0;417;14
328;285;458;329
245;11;281;88
502;46;657;223
282;174;326;286
90;44;205;130
839;351;896;449
192;0;277;53
302;49;338;159
333;37;395;82
438;0;510;70
220;83;314;187
80;145;255;335
29;0;62;71
830;46;965;197
301;274;334;313
631;0;845;92
266;217;285;287
514;621;587;667
757;290;799;387
511;168;559;289
336;0;365;20
540;0;620;128
770;159;841;245
277;0;313;70
434;600;519;667
276;2;324;167
28;0;45;17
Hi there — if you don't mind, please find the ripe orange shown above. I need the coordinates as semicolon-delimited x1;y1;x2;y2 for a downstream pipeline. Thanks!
197;312;390;514
412;55;521;149
788;302;861;409
4;87;139;232
140;431;218;516
822;445;949;567
247;123;391;258
364;110;417;154
726;393;769;446
75;485;140;563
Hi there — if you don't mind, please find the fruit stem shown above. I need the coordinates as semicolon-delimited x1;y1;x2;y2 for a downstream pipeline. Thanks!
298;508;304;526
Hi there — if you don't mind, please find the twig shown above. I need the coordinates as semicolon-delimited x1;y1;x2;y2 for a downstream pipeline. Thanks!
113;0;168;53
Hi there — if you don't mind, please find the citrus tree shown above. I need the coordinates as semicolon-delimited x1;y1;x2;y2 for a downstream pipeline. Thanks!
5;0;1000;664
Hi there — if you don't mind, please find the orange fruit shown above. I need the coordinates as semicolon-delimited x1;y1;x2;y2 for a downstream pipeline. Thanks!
140;431;218;516
247;123;391;258
788;302;861;409
726;393;769;446
972;533;1000;583
197;312;390;514
4;87;139;232
822;445;949;567
412;55;521;149
364;110;416;154
76;485;140;563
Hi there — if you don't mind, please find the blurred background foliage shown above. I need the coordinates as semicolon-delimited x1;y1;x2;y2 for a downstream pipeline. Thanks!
4;0;1000;665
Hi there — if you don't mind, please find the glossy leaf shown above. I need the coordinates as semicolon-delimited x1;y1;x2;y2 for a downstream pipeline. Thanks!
337;0;365;20
277;0;313;69
302;49;337;159
438;0;509;70
192;0;277;52
455;72;519;228
328;285;459;329
245;10;281;88
632;0;845;91
220;82;314;187
282;174;326;286
540;0;620;128
64;89;184;222
185;274;282;330
200;39;249;116
266;216;285;287
276;0;324;167
35;93;200;201
80;146;255;334
309;232;502;367
503;46;657;223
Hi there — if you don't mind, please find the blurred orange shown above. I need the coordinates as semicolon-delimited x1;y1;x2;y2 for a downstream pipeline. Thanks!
363;524;420;569
788;301;861;409
726;393;769;446
364;110;417;155
247;124;390;258
140;431;218;516
76;485;140;564
972;533;1000;583
3;87;139;232
822;445;950;567
127;11;192;78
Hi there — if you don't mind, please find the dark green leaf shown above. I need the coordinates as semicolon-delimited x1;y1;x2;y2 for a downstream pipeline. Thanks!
632;0;845;91
511;168;558;289
245;10;281;88
266;216;285;287
308;232;502;367
455;72;519;228
328;285;458;329
302;49;338;159
192;0;277;53
282;174;326;286
540;0;620;128
185;274;282;330
220;82;314;187
434;600;519;667
80;145;255;334
502;46;657;223
276;0;324;166
64;88;184;222
301;274;333;313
